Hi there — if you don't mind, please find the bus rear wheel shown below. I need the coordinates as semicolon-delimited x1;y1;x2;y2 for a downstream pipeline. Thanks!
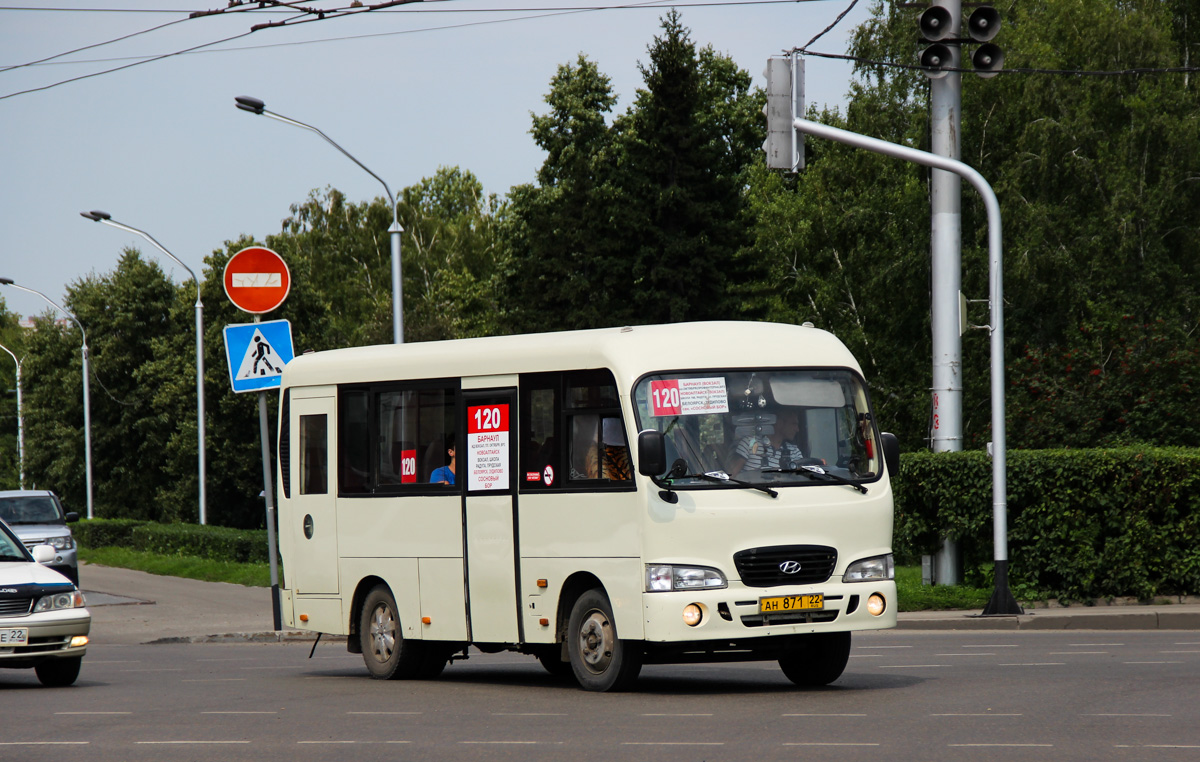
567;588;642;692
779;631;852;687
359;584;445;680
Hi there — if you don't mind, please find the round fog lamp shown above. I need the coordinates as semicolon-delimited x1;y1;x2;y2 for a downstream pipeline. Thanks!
682;604;703;627
867;593;886;617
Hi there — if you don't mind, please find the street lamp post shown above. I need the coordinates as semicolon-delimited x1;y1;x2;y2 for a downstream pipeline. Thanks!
0;341;24;488
0;278;94;519
234;95;405;344
80;211;208;525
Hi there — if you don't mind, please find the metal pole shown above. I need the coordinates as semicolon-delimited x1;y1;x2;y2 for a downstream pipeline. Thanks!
81;214;207;525
234;97;405;344
0;342;23;488
930;0;964;585
0;280;94;519
255;317;282;630
793;117;1021;614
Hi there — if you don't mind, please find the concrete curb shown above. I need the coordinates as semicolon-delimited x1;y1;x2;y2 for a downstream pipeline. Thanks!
897;609;1200;631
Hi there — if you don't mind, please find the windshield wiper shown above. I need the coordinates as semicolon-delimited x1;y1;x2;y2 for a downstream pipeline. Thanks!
662;460;777;498
764;465;868;494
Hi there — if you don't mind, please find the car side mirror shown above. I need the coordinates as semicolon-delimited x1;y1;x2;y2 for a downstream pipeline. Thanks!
637;430;667;476
64;512;79;523
32;545;56;563
881;432;900;478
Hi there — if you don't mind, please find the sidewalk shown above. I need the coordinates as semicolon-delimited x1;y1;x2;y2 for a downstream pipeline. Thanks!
79;562;1200;645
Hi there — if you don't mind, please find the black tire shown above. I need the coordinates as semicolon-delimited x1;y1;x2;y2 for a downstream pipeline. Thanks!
536;647;574;680
35;657;82;687
566;588;642;692
779;631;852;687
359;585;445;680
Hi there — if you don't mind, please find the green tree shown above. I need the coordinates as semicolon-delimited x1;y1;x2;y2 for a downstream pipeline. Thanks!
0;300;25;488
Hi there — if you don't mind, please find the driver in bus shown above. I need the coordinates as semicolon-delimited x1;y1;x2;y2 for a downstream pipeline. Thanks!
728;408;804;476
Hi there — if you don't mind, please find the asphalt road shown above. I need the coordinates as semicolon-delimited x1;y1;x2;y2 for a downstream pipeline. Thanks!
2;630;1199;761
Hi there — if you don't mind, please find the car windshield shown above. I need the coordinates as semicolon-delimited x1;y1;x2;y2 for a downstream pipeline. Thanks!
0;527;28;561
0;495;64;525
633;369;881;489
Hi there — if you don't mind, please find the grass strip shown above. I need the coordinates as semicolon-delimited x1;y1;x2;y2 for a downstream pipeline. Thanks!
79;546;272;588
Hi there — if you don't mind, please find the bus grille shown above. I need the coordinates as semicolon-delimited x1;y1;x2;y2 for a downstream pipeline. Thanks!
741;610;840;627
733;545;837;587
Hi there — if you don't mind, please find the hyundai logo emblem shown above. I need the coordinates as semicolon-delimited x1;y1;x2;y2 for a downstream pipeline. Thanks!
779;561;802;574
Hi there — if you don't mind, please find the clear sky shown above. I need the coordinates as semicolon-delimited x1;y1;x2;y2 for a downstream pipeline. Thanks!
0;0;873;321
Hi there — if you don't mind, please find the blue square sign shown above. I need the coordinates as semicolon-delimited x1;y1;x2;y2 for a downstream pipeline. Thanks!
223;319;295;393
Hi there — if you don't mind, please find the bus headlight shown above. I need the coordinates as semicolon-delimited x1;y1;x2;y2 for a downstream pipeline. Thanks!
844;554;894;582
646;565;727;592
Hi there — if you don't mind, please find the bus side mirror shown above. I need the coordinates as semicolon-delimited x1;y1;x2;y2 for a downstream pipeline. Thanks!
881;432;900;478
637;430;667;476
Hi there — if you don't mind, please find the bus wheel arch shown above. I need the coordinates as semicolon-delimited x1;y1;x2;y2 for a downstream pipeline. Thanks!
347;575;389;655
566;586;643;692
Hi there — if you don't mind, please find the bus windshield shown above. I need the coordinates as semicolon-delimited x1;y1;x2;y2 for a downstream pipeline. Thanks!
632;369;881;488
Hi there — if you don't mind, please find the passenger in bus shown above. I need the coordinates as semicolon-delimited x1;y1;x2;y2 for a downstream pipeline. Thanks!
429;435;456;485
586;418;631;481
728;408;804;476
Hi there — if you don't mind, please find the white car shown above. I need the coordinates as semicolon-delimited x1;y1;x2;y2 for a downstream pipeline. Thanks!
0;517;90;687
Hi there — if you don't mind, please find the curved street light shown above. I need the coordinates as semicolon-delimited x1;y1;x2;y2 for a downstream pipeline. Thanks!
0;277;94;519
80;211;208;525
234;95;405;344
0;341;24;489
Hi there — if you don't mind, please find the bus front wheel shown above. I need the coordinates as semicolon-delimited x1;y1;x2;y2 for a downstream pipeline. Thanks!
567;588;642;692
359;584;445;680
779;631;852;687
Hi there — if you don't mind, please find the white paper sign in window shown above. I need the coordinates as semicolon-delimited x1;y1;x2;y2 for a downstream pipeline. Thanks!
649;377;729;416
468;404;509;491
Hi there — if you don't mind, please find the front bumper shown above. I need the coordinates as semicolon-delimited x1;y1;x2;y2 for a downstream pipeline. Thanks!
0;608;90;669
641;579;896;648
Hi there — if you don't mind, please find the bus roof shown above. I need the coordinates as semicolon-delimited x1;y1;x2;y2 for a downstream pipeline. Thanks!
281;321;863;389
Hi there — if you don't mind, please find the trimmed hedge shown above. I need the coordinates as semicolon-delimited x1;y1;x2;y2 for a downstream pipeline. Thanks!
894;448;1200;601
76;519;270;564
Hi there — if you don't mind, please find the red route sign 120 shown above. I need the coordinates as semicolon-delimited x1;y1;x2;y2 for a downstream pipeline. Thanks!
223;246;291;314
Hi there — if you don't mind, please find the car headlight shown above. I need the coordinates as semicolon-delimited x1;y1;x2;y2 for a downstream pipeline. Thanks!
48;535;74;550
646;564;727;592
844;554;894;582
33;589;85;612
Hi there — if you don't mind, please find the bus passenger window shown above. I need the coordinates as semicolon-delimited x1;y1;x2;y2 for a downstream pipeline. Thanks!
300;414;328;495
339;391;370;494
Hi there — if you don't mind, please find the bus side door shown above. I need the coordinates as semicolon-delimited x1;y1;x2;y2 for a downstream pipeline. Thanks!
462;388;522;644
290;392;339;595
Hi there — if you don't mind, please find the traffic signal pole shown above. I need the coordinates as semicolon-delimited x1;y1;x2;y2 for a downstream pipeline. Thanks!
928;0;964;586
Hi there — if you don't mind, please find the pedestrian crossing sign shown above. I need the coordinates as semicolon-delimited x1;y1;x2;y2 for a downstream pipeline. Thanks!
223;319;295;393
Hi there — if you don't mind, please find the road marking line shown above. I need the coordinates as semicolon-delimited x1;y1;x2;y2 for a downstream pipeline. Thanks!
856;645;912;649
1123;661;1183;665
121;668;185;672
999;662;1065;666
850;654;884;658
0;742;90;746
1085;714;1171;717
1161;650;1200;653
950;743;1053;747
932;713;1022;717
964;644;1019;648
136;741;250;744
783;713;867;717
297;741;412;744
239;666;302;670
346;711;422;715
622;742;724;746
1070;643;1123;647
493;713;568;716
55;712;132;715
83;660;139;664
462;741;564;745
182;678;248;682
936;653;996;657
202;711;278;715
1050;651;1106;655
641;713;715;717
879;664;949;668
784;742;881;746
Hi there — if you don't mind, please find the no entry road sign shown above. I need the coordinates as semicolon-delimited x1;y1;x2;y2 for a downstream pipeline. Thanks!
223;246;290;314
